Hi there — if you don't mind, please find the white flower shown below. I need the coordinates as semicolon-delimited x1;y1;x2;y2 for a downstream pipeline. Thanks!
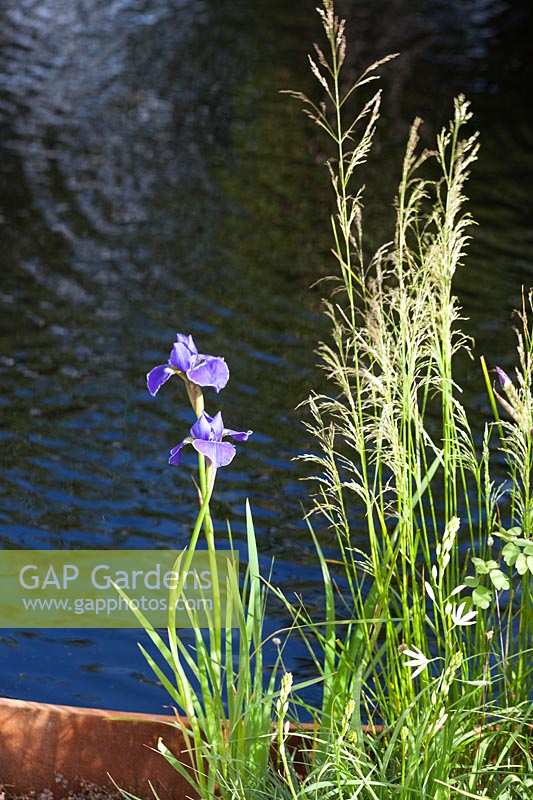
401;646;430;678
450;602;477;627
449;584;465;598
424;581;436;602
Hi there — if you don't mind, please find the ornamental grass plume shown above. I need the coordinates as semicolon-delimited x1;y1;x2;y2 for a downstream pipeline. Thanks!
287;0;531;786
292;0;484;731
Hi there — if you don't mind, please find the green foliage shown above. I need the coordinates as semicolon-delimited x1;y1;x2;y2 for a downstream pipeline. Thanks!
294;0;531;715
288;0;530;794
120;500;287;800
125;2;531;798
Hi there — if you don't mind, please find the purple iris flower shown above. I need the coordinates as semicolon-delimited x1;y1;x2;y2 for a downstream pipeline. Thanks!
169;411;252;469
147;334;229;396
495;366;512;391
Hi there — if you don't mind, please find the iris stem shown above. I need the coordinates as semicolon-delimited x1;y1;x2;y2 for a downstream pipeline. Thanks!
187;382;222;678
198;452;222;675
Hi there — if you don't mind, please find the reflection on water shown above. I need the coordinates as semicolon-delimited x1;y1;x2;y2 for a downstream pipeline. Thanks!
0;0;532;711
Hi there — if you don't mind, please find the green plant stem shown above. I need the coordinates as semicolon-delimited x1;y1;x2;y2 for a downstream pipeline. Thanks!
185;380;222;681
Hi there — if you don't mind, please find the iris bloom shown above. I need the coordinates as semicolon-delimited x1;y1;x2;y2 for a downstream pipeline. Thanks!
495;366;512;391
147;334;229;397
494;365;523;426
169;411;252;468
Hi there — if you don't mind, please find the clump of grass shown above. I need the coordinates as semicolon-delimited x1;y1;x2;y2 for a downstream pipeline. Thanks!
298;697;533;800
119;500;289;800
285;0;532;791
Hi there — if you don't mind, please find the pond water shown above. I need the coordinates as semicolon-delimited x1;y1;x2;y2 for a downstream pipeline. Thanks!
0;0;532;712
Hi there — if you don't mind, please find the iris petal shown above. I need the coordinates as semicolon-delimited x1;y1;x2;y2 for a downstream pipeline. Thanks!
223;428;253;442
176;333;198;355
186;356;229;392
190;412;214;441
169;342;193;373
168;441;187;465
192;439;236;468
210;411;224;439
147;365;174;396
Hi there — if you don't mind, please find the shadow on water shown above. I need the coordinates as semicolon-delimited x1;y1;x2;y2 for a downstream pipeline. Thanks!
0;0;531;710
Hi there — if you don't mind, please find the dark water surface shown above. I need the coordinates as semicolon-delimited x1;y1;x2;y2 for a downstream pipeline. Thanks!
0;0;532;711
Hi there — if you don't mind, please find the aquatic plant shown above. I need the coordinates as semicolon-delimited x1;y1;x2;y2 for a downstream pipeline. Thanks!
118;333;282;800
